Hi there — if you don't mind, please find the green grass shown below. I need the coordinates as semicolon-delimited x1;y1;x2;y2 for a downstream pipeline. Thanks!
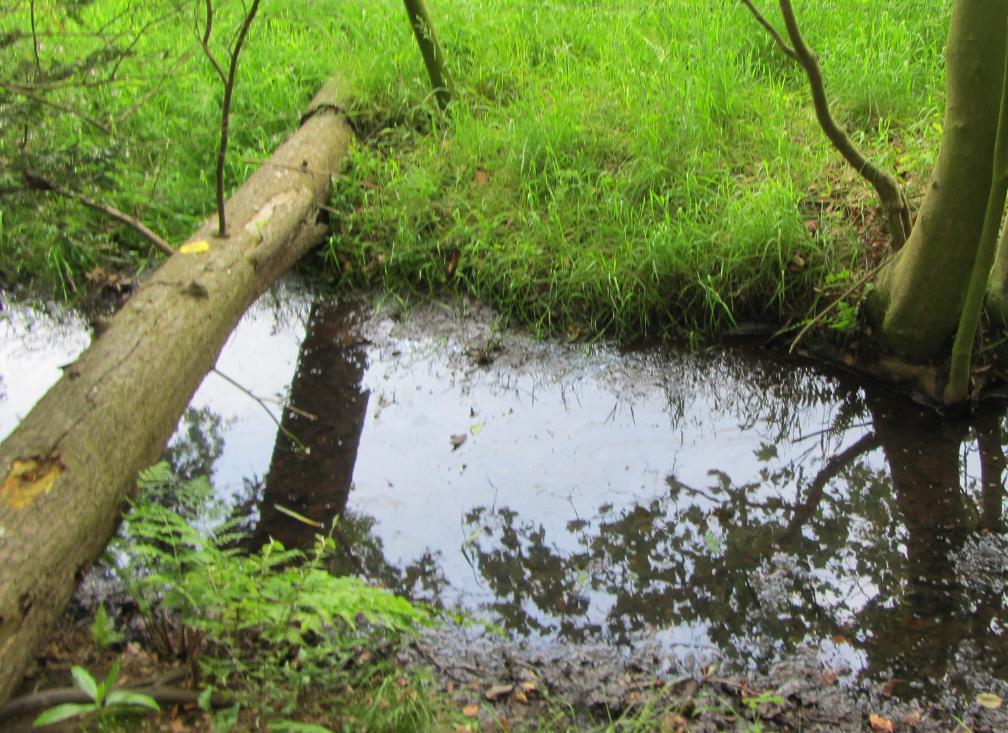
0;0;949;337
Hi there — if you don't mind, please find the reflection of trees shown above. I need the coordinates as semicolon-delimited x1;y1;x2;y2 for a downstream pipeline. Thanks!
251;299;370;550
165;407;224;482
248;297;447;603
462;375;1008;694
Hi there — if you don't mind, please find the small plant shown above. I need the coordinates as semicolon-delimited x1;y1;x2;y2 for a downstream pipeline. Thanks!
33;660;159;728
109;463;433;712
89;603;125;649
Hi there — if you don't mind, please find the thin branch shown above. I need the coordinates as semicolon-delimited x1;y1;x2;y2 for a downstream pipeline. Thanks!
0;81;110;134
781;251;897;352
212;367;307;450
739;0;797;60
29;0;41;72
23;170;174;256
199;0;227;83
0;685;232;720
776;0;911;248
212;0;262;237
740;0;911;249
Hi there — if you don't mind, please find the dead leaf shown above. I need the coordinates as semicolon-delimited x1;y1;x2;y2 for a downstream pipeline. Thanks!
450;434;467;450
818;669;839;686
447;250;460;276
473;168;489;186
1;455;64;510
179;240;210;255
462;703;480;717
484;684;513;702
901;709;923;727
869;713;895;732
977;692;1003;709
789;252;807;272
519;682;538;694
512;691;528;704
880;679;897;696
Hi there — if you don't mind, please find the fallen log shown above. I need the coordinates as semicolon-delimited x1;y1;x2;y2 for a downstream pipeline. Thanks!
0;79;351;704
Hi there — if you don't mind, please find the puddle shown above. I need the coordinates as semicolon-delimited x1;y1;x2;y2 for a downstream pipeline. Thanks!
2;283;1007;705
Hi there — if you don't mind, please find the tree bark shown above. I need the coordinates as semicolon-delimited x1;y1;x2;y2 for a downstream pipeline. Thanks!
868;1;1008;361
0;80;351;704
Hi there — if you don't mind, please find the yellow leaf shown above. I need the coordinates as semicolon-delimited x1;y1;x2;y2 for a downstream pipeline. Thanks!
462;704;479;717
977;692;1003;709
1;456;64;510
179;240;211;254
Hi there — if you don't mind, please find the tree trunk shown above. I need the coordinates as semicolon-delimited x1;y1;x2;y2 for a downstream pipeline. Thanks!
868;1;1007;361
0;80;351;704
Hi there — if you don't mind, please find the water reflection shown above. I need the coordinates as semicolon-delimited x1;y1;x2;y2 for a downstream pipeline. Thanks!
3;286;1006;699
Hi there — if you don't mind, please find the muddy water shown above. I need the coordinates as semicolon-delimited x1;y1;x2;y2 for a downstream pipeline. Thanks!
2;285;1007;702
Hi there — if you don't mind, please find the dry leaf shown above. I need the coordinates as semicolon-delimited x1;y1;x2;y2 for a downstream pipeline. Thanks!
977;692;1003;709
473;168;489;186
179;240;210;255
484;684;513;702
869;713;894;732
450;434;467;450
462;703;480;717
512;691;528;704
901;709;923;727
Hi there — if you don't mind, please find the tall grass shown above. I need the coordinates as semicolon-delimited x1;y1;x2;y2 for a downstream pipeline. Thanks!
1;0;949;337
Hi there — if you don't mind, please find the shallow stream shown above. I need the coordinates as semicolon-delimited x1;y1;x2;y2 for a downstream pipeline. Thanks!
3;283;1007;704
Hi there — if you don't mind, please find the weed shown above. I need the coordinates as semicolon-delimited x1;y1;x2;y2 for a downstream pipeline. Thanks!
33;661;159;728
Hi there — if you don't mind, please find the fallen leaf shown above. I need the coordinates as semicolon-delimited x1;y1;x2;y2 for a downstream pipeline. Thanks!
462;704;480;717
512;691;528;704
789;252;807;272
469;423;483;436
901;709;923;727
450;434;467;450
869;713;894;732
484;684;513;702
473;168;489;186
179;240;210;254
818;669;839;686
977;692;1003;709
880;679;897;696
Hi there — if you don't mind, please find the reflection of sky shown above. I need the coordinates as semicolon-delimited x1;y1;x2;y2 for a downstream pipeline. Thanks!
0;300;90;441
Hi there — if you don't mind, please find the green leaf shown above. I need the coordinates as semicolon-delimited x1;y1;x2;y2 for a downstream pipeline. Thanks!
70;666;99;701
33;702;98;726
99;659;122;704
268;721;336;733
197;686;215;711
105;690;161;711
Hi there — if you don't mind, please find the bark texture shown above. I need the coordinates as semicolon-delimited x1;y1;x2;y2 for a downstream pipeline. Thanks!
0;80;351;704
869;1;1008;361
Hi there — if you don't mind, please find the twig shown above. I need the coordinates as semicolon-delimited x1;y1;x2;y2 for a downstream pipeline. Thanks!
213;0;262;237
0;685;232;720
740;0;911;248
211;368;307;450
0;81;110;134
22;170;174;256
29;0;41;72
782;252;896;352
738;0;797;60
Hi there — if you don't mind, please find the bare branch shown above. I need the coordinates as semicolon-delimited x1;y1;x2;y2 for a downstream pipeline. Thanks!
0;81;110;134
199;0;227;83
740;0;911;249
739;0;797;60
23;170;174;256
212;0;262;237
776;0;911;248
